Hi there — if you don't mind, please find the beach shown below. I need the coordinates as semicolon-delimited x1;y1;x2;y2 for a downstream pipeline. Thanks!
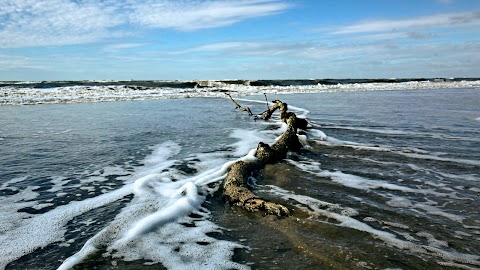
1;85;479;269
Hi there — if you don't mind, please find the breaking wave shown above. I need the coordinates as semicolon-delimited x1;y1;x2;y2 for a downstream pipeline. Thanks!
1;79;479;105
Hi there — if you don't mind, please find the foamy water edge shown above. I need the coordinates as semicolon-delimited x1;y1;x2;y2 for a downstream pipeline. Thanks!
1;80;479;105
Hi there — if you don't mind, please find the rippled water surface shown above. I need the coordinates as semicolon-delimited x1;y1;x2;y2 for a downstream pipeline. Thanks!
0;88;479;270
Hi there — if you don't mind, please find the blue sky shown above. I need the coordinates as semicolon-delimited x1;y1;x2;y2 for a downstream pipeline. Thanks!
0;0;479;80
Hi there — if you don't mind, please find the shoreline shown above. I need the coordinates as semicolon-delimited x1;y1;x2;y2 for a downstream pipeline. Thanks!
1;79;479;105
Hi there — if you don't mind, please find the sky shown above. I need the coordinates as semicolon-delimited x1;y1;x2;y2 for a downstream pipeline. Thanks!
0;0;479;80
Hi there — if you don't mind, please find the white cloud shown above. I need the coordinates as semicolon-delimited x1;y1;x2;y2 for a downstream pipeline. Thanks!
166;39;480;78
174;40;375;60
0;53;48;71
175;41;252;53
174;40;321;58
0;0;290;48
0;0;125;48
102;43;147;52
170;34;480;77
332;10;480;34
129;0;290;31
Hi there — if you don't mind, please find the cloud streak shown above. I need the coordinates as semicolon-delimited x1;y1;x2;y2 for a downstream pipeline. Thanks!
0;0;290;48
332;10;480;34
0;53;48;71
130;0;290;31
175;41;315;56
174;40;377;61
102;43;148;52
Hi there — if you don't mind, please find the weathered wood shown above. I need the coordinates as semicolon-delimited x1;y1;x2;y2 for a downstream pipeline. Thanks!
223;98;308;216
259;99;281;120
223;160;290;216
225;93;253;116
264;93;269;110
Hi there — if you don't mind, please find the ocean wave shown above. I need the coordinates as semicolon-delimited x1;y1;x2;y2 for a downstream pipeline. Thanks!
1;79;479;105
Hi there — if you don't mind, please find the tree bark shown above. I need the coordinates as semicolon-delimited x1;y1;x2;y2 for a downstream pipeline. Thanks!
223;98;307;216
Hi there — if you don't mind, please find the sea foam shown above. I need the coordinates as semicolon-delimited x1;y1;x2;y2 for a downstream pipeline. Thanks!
0;136;262;270
56;140;252;270
2;79;480;105
309;127;480;166
55;113;277;270
264;185;480;268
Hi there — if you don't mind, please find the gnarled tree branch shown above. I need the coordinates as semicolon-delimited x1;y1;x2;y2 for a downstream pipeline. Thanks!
223;98;308;216
225;93;253;116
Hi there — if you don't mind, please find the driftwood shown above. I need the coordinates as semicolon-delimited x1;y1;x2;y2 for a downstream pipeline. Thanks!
225;93;253;116
223;96;308;216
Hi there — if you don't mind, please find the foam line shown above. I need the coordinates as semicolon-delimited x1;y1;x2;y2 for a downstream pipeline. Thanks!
285;104;310;119
56;138;263;270
0;185;133;270
321;125;412;135
288;157;473;203
309;128;480;166
57;242;98;270
287;159;417;193
2;142;190;270
229;129;274;156
193;148;257;187
322;125;480;142
319;170;417;192
265;185;480;268
413;203;465;223
399;152;480;166
144;141;181;165
118;183;203;245
1;176;28;189
3;80;480;105
407;164;479;182
290;155;473;225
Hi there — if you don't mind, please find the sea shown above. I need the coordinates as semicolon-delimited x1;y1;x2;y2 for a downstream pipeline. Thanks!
0;79;479;270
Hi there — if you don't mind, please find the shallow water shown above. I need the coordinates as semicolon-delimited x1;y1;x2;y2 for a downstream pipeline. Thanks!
0;89;479;269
